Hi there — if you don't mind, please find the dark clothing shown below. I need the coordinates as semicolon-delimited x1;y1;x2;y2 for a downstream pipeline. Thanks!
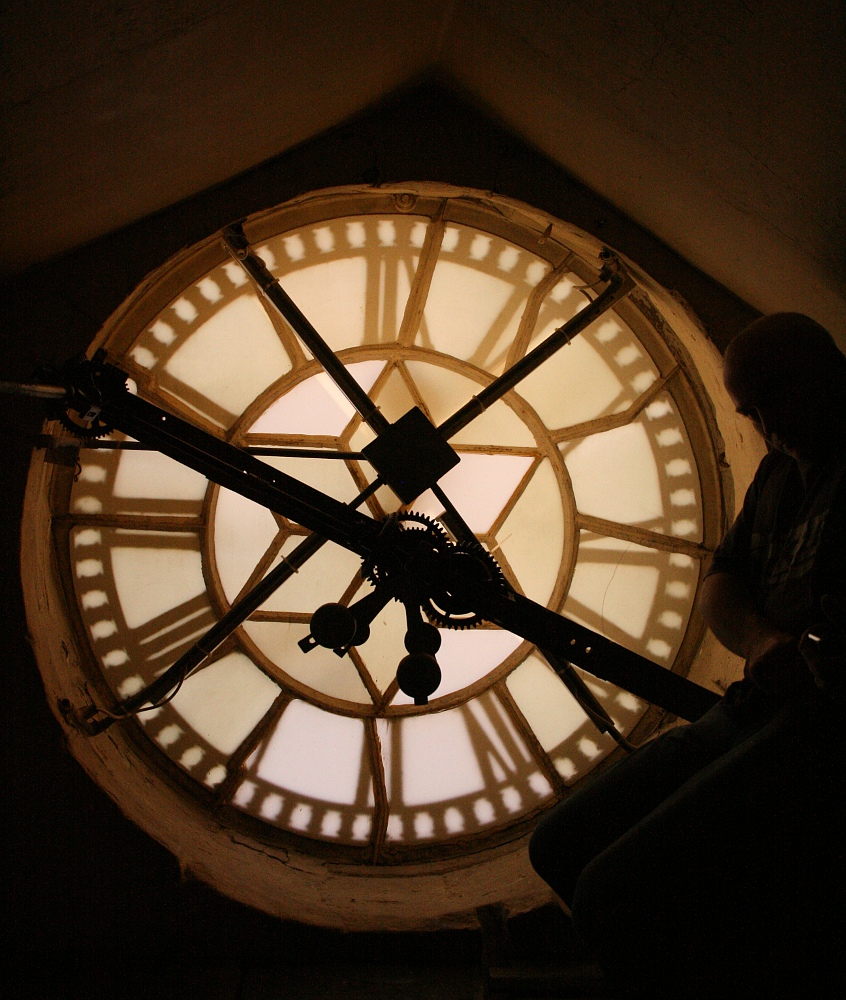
709;448;846;635
529;448;846;999
711;447;846;714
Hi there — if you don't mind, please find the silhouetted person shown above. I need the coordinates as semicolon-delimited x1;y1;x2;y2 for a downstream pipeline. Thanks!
530;314;846;999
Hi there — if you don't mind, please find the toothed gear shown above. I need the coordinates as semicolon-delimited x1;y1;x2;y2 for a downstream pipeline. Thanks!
361;512;505;630
46;355;121;440
362;512;450;587
396;510;452;539
53;403;114;440
421;540;506;630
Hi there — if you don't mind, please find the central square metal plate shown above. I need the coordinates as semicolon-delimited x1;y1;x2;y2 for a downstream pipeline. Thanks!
362;407;460;504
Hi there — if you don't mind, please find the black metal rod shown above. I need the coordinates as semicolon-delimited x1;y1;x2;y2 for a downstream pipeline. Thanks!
96;533;328;727
540;648;618;732
0;379;67;399
223;225;390;436
39;436;364;460
438;258;635;441
483;589;719;722
540;648;635;752
94;361;380;556
87;479;383;733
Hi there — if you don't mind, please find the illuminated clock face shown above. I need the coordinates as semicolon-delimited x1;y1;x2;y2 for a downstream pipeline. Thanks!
29;185;735;926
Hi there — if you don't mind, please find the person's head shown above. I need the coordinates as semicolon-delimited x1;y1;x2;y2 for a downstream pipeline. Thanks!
723;313;846;463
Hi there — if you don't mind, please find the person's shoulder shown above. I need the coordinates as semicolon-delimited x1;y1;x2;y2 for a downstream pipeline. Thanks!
750;449;792;489
757;449;790;475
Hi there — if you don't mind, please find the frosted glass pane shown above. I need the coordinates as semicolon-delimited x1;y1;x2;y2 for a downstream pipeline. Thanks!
423;261;515;363
111;546;205;630
420;226;548;372
401;710;485;805
258;537;362;613
527;272;582;337
113;450;208;502
263;215;423;350
371;482;404;516
563;532;699;662
519;307;659;428
566;536;660;640
249;362;384;436
165;295;292;415
372;367;417;423
506;654;587;751
468;696;531;769
348;420;376;453
403;361;536;446
243;621;372;703
171;652;280;754
564;396;702;539
213;488;279;602
565;422;663;524
516;336;625;428
449;400;536;448
411;453;534;533
497;460;563;606
278;258;367;353
403;361;475;424
257;700;364;804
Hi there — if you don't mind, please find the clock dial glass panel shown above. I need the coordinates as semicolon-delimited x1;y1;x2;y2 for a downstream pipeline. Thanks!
59;190;719;855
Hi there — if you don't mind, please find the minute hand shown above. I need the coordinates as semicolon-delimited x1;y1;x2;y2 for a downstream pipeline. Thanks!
438;255;635;440
222;224;391;436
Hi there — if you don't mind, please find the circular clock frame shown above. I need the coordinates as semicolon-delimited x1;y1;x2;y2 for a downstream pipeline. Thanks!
23;183;760;930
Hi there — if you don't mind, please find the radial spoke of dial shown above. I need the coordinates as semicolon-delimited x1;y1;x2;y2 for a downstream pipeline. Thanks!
552;368;680;446
58;511;206;533
230;527;290;606
501;259;576;372
397;206;446;349
252;278;309;369
223;225;390;438
575;514;710;559
211;690;291;809
366;717;390;861
494;680;568;795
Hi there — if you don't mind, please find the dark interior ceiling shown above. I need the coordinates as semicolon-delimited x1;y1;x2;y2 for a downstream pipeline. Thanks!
2;0;844;338
1;2;844;992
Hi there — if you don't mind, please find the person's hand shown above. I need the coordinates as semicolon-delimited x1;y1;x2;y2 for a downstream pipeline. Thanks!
799;594;846;701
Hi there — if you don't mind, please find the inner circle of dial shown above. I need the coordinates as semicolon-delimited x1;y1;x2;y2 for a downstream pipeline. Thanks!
208;348;576;714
